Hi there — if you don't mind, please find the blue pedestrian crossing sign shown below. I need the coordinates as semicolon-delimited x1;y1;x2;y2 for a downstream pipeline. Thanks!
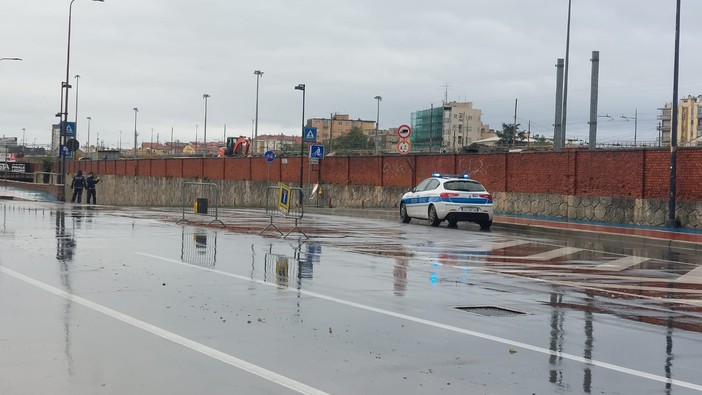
62;121;77;137
309;144;324;159
303;127;317;142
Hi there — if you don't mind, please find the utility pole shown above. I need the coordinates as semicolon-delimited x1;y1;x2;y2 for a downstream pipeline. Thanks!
589;51;600;150
513;98;518;149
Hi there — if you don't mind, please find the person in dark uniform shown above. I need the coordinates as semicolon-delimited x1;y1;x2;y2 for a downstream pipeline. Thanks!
86;172;100;205
70;170;85;203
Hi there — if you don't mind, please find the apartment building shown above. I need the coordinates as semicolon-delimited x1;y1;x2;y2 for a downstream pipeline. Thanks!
307;114;376;146
254;134;300;154
410;102;486;152
658;95;702;146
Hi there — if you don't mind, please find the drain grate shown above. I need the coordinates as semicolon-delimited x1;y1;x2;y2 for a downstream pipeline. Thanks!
454;306;525;317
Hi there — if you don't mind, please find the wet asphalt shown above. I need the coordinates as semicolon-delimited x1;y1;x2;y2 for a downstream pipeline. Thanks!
0;198;701;395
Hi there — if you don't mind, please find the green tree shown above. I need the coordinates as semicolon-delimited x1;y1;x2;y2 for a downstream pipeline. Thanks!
334;127;372;151
496;123;526;147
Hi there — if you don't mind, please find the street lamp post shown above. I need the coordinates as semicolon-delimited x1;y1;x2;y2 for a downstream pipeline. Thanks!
203;94;210;157
620;109;638;147
74;74;80;125
374;95;382;154
133;107;138;158
86;116;91;154
561;0;572;146
295;84;306;200
667;0;682;228
253;70;263;155
59;0;104;194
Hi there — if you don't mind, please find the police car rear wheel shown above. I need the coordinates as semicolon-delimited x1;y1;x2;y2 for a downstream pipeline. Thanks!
428;205;441;227
400;203;411;223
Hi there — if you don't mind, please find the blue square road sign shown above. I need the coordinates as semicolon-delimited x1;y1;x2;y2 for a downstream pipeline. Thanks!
309;144;324;159
303;127;317;142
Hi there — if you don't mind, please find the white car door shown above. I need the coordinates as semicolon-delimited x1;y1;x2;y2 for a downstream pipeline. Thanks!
405;178;431;218
408;179;440;219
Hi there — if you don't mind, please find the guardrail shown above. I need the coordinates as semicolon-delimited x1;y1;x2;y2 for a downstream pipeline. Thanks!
260;184;307;239
33;172;61;185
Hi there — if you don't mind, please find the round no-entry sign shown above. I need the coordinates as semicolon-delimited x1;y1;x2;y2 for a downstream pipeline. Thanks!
397;124;412;139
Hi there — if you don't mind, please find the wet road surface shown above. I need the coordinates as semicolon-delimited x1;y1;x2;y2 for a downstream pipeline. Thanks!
1;200;701;394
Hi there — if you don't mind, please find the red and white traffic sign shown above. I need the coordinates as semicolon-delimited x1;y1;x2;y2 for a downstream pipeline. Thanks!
397;124;412;139
397;139;411;155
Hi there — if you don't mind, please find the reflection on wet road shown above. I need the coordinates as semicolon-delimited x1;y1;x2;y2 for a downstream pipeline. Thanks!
1;201;701;394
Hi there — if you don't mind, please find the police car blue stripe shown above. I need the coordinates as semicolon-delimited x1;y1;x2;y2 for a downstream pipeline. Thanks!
401;197;492;205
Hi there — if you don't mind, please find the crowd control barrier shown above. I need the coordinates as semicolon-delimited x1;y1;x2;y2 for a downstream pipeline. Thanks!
180;228;217;266
260;184;307;239
177;182;226;228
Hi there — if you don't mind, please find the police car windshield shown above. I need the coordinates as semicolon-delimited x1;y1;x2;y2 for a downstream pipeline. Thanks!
443;180;485;192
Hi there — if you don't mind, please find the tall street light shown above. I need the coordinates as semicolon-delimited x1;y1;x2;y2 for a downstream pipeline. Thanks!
86;116;91;153
667;0;682;228
561;0;572;145
374;95;382;154
295;84;306;200
253;70;264;155
203;94;210;157
74;74;80;123
60;0;104;192
133;107;139;158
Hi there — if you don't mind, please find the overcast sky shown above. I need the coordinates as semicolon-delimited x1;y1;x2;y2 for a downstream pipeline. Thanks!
2;0;701;149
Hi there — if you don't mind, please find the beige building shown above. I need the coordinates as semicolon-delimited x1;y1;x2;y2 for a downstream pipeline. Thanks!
441;102;485;151
308;114;376;146
254;134;300;154
658;95;702;146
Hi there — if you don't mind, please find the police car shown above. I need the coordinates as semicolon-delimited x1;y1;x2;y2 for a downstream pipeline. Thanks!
400;173;494;229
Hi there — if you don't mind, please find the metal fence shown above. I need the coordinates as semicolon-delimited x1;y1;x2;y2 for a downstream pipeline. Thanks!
306;183;327;208
260;184;307;239
180;228;217;266
177;182;225;227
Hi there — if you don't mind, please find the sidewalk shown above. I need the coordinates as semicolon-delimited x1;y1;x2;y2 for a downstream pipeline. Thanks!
305;207;702;251
0;185;59;202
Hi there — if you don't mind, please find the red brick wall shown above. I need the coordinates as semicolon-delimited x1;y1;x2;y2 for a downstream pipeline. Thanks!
321;158;349;185
677;149;702;200
68;148;702;202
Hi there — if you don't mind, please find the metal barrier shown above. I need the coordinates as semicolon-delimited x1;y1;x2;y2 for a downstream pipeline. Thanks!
33;172;60;185
180;228;217;266
260;184;307;239
177;182;226;227
306;183;327;208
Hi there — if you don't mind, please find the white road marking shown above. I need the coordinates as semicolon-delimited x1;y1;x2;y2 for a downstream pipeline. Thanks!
677;265;702;284
593;256;650;271
521;246;583;261
0;266;330;395
134;252;702;392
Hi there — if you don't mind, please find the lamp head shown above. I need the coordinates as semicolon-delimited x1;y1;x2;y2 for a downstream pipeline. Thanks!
254;70;264;76
375;96;382;101
295;84;305;91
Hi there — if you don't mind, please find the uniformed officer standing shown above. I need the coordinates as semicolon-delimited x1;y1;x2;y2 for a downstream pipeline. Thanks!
70;170;85;203
86;172;100;205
